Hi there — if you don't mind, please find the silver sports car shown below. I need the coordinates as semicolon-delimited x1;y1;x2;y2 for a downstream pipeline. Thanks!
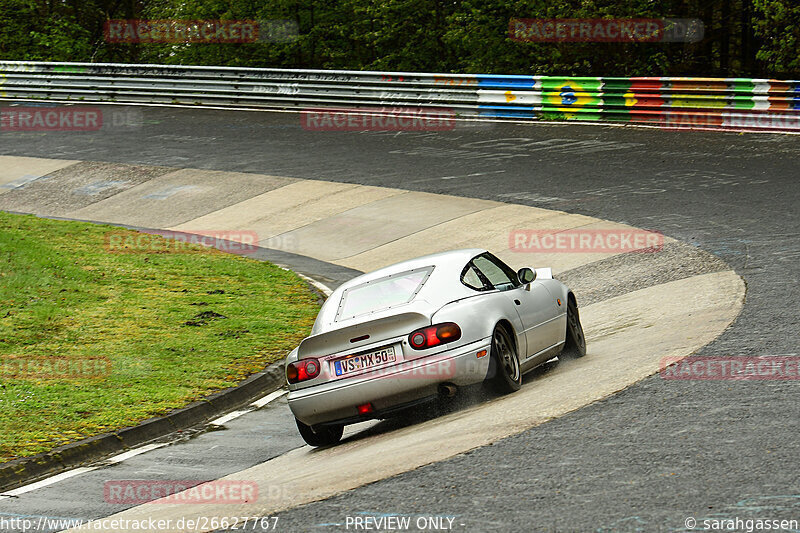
286;248;586;446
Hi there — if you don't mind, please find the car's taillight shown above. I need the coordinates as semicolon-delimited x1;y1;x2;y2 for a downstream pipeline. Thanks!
408;322;462;350
287;358;321;384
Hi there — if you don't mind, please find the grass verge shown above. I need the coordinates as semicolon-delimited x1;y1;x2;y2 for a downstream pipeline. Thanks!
0;212;320;463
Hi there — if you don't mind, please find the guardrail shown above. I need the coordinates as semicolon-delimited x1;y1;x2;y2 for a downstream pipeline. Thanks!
1;61;799;131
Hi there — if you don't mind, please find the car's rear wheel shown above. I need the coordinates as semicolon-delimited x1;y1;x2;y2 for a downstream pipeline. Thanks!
295;417;344;447
561;298;587;358
487;324;522;393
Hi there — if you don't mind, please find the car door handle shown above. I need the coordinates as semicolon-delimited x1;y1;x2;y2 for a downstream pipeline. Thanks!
514;299;521;305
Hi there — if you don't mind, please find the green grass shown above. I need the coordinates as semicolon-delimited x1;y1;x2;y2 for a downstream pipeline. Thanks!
0;212;320;463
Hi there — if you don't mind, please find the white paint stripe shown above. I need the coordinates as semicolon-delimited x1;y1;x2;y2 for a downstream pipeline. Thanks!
0;443;168;498
279;267;333;296
440;171;506;180
209;388;288;426
250;388;287;408
0;467;97;497
104;443;168;464
209;410;252;426
0;386;289;499
296;273;333;296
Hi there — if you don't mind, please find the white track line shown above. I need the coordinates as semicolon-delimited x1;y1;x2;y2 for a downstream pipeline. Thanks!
0;387;290;498
281;268;333;297
0;443;167;499
251;388;288;408
209;410;252;427
210;388;288;426
102;443;168;464
0;468;96;500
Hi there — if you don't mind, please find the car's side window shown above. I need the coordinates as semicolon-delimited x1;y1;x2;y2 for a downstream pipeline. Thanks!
473;254;516;291
461;263;489;291
484;252;521;285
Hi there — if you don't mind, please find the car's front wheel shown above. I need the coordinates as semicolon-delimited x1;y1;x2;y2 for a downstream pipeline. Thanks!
561;298;587;358
295;418;344;447
487;324;522;393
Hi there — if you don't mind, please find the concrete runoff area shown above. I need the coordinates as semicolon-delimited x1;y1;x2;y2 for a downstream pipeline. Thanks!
340;207;623;274
3;156;709;278
265;191;498;261
0;161;173;216
0;155;745;532
64;271;744;532
0;156;78;195
173;180;404;246
68;169;298;228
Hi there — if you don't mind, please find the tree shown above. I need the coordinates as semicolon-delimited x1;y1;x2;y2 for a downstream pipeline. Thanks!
0;0;797;77
752;0;800;76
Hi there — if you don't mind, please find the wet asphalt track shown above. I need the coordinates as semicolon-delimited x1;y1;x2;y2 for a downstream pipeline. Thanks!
0;105;798;532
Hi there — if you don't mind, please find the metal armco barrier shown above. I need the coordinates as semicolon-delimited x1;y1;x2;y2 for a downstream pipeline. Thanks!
1;61;799;131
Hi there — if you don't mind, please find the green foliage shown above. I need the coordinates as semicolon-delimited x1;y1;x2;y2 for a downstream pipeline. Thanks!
752;0;800;75
0;212;320;462
0;0;36;58
442;0;674;76
0;0;797;78
0;0;149;62
26;16;95;61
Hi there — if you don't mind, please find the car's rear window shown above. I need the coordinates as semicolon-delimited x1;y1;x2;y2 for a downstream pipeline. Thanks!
335;266;433;321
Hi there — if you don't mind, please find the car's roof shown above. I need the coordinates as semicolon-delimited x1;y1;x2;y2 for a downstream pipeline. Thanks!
311;248;486;334
337;248;486;291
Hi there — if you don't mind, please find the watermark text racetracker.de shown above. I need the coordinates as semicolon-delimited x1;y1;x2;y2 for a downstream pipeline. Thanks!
509;228;664;253
637;111;800;131
104;230;268;256
0;356;111;380
104;19;299;43
104;479;267;504
1;106;143;132
301;107;456;132
0;515;279;532
661;355;800;381
509;17;703;42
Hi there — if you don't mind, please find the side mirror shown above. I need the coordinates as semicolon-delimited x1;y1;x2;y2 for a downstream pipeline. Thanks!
517;267;536;286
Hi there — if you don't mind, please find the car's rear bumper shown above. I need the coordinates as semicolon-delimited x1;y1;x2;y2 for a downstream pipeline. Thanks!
288;338;491;426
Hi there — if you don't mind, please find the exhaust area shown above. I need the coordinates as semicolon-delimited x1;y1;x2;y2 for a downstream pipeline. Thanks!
438;383;458;398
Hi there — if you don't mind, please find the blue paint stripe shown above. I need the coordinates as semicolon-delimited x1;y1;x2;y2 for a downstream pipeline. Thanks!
477;108;540;119
476;74;537;89
477;105;540;112
790;84;800;109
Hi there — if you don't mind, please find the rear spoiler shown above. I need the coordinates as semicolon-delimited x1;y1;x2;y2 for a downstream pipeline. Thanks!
297;312;430;359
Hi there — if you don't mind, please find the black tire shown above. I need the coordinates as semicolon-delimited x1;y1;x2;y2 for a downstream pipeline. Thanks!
486;324;522;393
295;418;344;447
561;298;587;358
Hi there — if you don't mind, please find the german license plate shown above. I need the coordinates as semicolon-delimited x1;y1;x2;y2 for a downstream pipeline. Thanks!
334;346;396;377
